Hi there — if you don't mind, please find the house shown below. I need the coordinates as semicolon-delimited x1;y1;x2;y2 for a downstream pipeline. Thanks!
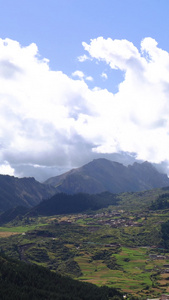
161;295;169;300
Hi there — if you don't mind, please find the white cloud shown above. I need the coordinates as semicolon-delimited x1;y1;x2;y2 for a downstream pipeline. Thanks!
81;36;169;165
77;54;90;62
82;37;140;70
86;76;93;81
101;72;108;80
0;161;14;176
72;70;93;82
1;37;169;180
72;70;84;79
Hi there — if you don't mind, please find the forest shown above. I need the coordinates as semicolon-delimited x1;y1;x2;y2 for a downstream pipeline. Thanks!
0;253;123;300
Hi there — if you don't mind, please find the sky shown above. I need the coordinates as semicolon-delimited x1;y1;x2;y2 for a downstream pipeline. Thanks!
0;1;169;181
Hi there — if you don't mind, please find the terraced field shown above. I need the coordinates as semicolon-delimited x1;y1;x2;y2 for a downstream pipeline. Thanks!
1;188;169;298
74;246;169;297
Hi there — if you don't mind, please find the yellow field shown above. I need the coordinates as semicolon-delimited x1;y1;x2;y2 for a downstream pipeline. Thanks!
0;231;19;238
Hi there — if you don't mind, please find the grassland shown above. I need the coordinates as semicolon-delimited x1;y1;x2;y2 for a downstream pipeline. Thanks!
0;221;48;237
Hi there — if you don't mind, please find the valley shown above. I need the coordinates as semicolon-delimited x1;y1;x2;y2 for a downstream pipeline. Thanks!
1;187;169;298
1;160;169;299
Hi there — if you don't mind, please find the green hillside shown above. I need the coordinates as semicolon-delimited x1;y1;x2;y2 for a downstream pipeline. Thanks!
1;187;169;298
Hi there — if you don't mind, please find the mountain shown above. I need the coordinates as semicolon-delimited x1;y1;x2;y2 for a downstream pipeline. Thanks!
0;175;56;212
27;192;118;217
0;206;29;226
44;158;169;194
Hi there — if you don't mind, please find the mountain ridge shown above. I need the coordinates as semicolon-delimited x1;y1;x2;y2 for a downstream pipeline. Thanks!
44;158;169;194
0;175;56;212
0;158;169;213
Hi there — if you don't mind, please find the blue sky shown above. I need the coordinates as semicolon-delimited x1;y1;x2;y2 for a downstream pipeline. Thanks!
1;0;169;91
0;1;169;180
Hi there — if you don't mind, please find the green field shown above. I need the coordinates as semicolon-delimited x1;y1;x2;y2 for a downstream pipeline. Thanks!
74;246;169;296
1;189;169;298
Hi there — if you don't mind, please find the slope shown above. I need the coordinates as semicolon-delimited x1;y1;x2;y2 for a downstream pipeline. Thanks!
0;253;122;300
0;175;56;212
44;158;169;194
27;192;119;216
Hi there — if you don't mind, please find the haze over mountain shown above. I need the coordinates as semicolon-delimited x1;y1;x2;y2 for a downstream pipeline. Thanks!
44;158;169;194
0;158;169;213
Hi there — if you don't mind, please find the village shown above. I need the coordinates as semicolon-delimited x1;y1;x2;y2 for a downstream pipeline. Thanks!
58;209;144;228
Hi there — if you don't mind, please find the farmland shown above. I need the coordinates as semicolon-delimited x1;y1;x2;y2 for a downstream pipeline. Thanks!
1;189;169;298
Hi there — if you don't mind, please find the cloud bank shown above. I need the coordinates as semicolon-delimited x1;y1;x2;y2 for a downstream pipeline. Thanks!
0;37;169;180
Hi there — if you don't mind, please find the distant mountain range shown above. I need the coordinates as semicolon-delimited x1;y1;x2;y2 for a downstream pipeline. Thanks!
0;158;169;213
0;175;56;212
44;158;169;194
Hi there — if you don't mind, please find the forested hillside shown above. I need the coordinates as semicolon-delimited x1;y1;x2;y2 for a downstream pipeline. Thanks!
28;192;118;216
0;253;123;300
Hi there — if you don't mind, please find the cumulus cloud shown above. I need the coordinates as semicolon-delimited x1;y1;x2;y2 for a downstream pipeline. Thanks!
72;70;85;79
1;36;169;180
82;37;169;167
77;54;91;62
0;38;96;180
0;161;14;176
86;76;93;81
72;70;93;82
101;72;108;80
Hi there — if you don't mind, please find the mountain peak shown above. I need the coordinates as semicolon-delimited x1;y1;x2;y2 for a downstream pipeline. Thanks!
44;159;169;194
